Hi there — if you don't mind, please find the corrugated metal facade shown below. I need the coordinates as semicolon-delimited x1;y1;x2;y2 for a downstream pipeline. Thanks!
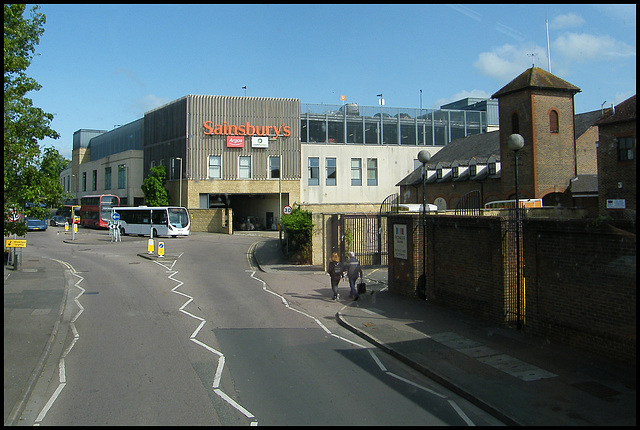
185;95;301;180
143;97;188;177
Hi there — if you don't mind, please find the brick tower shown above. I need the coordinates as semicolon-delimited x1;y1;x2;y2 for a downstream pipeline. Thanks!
492;67;581;204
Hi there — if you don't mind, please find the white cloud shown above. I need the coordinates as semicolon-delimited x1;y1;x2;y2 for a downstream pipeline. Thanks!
136;94;171;116
473;44;546;82
433;89;492;109
553;33;636;62
550;13;585;30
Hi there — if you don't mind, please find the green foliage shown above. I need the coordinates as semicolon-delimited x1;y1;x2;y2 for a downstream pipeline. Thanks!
343;228;354;260
4;4;61;237
141;165;169;206
280;204;314;262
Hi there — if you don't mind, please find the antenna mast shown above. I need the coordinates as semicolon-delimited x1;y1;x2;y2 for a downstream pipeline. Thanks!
546;18;552;72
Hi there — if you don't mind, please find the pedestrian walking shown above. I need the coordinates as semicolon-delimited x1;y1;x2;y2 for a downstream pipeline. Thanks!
345;251;363;301
327;252;343;300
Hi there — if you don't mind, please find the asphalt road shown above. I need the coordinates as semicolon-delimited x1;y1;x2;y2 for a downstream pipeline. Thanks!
10;227;503;426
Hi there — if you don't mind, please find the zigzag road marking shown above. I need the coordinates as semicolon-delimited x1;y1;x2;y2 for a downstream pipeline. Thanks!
153;258;257;425
246;243;476;426
34;260;84;425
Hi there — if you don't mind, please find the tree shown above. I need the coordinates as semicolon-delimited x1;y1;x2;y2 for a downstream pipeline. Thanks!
280;204;314;263
141;165;169;206
4;4;60;236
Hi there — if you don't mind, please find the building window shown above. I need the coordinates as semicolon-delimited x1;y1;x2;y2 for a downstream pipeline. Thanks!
308;157;319;186
209;155;221;179
105;167;112;190
351;158;362;186
82;172;87;192
118;165;126;189
326;157;337;186
150;160;156;169
618;136;634;161
452;166;459;179
367;158;378;186
469;165;476;178
489;162;496;175
92;170;97;191
512;112;519;134
269;156;280;179
239;156;251;179
436;168;442;180
549;110;559;133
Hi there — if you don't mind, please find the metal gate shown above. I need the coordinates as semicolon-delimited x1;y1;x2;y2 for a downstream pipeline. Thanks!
455;190;482;216
502;208;525;329
337;214;388;266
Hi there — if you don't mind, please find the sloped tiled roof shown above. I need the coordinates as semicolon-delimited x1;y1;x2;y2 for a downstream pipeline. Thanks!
574;109;608;138
570;174;598;194
492;67;581;99
396;131;500;186
595;95;636;126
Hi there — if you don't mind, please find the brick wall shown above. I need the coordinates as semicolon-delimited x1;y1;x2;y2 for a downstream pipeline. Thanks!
523;219;636;364
189;208;232;234
597;120;636;218
387;213;636;364
388;214;507;325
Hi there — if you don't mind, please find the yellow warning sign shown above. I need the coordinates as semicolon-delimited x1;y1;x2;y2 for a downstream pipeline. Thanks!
5;239;27;248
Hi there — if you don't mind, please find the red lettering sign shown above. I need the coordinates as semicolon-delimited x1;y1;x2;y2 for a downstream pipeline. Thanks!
227;135;244;148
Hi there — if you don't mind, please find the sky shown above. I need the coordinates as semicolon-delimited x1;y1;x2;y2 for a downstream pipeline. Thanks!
24;4;636;159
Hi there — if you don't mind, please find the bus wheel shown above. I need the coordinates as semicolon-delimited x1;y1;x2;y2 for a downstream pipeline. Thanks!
152;228;158;238
119;227;126;236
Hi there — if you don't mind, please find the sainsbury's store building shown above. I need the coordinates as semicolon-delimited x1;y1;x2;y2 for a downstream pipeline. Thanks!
64;94;489;230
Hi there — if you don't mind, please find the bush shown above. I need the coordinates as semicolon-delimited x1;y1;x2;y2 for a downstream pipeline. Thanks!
280;204;313;263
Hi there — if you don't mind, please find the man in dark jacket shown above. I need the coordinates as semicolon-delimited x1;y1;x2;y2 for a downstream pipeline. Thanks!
345;252;363;300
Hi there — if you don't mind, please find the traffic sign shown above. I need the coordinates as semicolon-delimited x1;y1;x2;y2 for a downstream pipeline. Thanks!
112;212;120;221
8;210;20;222
158;242;165;257
283;205;292;215
5;239;26;248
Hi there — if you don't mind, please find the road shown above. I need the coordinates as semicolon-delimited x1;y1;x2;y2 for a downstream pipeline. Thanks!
12;227;504;425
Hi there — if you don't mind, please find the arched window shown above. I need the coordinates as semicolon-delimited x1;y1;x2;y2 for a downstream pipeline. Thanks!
511;113;519;134
549;110;559;133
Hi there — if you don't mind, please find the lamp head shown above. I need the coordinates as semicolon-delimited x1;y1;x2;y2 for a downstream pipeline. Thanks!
418;150;431;164
507;134;524;152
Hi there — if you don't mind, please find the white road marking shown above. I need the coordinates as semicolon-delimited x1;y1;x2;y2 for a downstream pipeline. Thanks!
248;242;482;426
448;399;476;426
34;262;84;425
154;258;258;425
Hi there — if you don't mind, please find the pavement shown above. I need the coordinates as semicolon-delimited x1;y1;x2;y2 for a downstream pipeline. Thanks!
4;232;636;426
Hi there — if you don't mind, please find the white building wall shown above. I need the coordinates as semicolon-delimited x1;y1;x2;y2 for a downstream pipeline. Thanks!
300;143;443;206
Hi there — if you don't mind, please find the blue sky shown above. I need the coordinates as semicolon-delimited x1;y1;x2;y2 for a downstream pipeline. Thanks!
25;4;636;159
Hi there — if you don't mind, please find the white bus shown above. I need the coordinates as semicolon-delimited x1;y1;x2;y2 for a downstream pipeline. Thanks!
114;206;190;237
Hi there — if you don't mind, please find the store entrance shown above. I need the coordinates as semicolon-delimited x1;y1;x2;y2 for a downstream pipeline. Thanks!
200;192;288;231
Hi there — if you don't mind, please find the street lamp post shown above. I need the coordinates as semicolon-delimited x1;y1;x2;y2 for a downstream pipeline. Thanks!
418;149;431;299
377;93;384;144
176;157;183;207
121;164;128;205
507;133;524;330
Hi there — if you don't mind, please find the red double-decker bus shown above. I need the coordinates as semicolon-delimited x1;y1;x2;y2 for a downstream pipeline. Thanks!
80;194;120;228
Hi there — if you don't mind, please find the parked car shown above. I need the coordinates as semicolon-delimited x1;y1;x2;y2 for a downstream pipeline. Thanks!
50;215;67;227
26;216;48;231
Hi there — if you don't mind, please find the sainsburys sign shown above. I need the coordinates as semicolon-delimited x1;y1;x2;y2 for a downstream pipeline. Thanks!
204;121;291;138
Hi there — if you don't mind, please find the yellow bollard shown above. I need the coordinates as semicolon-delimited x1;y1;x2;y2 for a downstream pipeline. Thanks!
158;242;164;258
148;238;154;254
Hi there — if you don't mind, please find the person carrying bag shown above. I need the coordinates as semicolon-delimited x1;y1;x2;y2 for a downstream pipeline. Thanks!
345;251;363;301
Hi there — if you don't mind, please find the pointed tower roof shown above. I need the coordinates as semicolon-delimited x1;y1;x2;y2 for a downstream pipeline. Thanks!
492;67;581;99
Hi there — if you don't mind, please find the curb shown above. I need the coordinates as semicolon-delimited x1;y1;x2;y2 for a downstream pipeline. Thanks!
335;311;523;427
